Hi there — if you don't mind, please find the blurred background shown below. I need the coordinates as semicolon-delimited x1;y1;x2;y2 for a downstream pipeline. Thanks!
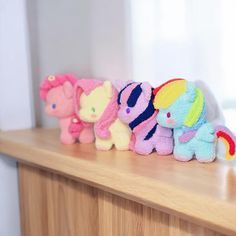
1;0;236;235
2;0;236;130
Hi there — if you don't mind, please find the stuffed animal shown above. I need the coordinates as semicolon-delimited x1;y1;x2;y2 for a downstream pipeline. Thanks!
153;78;236;162
74;79;131;150
40;74;94;144
116;81;173;155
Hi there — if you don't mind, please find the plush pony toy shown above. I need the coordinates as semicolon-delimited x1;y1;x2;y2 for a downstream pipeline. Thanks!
40;74;94;145
153;78;236;162
116;81;173;155
74;79;131;151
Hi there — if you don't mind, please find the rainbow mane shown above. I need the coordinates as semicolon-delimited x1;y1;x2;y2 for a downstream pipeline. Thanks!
153;79;205;128
153;78;186;109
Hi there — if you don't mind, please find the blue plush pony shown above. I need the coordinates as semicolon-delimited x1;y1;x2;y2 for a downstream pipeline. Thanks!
153;78;236;162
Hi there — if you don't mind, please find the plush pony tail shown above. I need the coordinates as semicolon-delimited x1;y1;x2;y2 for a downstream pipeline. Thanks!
215;125;236;160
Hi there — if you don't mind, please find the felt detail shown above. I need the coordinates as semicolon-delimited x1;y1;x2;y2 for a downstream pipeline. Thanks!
127;83;142;107
154;79;217;162
132;111;158;134
75;79;104;96
117;83;133;105
183;103;206;132
153;78;184;96
144;123;157;140
129;100;155;130
39;74;94;145
40;74;78;100
117;81;174;155
75;79;131;150
184;88;204;127
178;130;197;143
216;125;236;159
74;80;118;139
153;79;186;109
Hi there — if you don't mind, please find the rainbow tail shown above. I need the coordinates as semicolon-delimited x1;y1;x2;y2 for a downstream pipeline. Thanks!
215;125;236;160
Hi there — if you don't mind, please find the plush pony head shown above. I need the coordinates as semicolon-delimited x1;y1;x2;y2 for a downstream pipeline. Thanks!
74;79;118;139
40;74;78;118
153;79;206;129
117;81;157;131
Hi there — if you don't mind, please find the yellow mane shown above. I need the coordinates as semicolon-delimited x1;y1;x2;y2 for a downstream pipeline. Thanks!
153;79;205;128
153;80;187;109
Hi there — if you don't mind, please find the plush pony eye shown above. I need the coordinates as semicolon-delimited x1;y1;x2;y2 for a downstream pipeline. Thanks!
52;104;56;109
167;112;171;118
126;107;131;114
91;107;96;112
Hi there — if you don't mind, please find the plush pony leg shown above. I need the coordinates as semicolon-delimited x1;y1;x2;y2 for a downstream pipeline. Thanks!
134;139;154;155
95;137;113;151
114;133;130;150
59;118;76;144
155;136;173;155
60;131;76;145
110;119;131;151
174;143;194;162
79;126;95;144
195;141;216;163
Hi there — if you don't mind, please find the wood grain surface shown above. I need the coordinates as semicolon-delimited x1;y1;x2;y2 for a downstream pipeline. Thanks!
19;164;226;236
0;129;235;235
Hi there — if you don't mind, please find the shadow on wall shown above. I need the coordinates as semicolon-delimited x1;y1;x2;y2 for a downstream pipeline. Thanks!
25;0;91;128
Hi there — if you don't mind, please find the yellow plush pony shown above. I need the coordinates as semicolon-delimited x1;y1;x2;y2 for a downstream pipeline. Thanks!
74;79;131;150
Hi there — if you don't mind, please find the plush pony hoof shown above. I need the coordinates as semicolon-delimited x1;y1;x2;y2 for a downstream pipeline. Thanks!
115;145;129;151
196;156;216;163
60;137;76;145
156;149;172;156
79;127;95;144
95;143;113;151
174;155;193;162
79;134;95;144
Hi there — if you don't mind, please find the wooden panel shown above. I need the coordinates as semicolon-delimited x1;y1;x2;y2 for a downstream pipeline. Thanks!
19;164;98;236
18;164;227;236
1;129;235;235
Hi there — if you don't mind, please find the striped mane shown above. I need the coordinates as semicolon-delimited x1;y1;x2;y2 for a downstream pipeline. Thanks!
118;82;157;131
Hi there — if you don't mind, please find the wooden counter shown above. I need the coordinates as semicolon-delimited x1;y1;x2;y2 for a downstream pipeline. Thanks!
0;129;235;236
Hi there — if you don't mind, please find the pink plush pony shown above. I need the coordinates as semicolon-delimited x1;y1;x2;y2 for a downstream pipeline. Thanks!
40;74;94;144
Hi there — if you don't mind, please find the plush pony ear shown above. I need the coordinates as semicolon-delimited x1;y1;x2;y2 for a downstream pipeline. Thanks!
140;82;152;101
184;82;196;102
184;87;205;127
103;81;113;98
63;81;74;98
114;79;133;91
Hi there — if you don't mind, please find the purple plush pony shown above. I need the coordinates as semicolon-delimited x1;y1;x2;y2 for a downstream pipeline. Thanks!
117;81;174;155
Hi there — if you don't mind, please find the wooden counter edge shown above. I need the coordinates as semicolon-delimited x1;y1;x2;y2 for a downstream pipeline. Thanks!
0;131;235;235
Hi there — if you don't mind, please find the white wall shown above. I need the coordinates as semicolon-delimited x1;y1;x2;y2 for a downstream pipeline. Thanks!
0;0;34;235
27;0;132;127
89;0;132;81
26;0;91;127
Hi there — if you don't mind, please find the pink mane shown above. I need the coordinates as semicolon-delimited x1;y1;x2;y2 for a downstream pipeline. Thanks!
74;79;119;139
39;74;78;100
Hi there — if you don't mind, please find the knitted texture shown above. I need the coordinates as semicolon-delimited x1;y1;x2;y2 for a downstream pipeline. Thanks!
74;79;131;151
39;74;94;144
117;81;173;155
153;79;236;162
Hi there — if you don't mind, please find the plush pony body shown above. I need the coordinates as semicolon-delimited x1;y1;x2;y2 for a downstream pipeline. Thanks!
153;79;236;162
117;82;173;155
40;74;94;145
74;79;131;150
